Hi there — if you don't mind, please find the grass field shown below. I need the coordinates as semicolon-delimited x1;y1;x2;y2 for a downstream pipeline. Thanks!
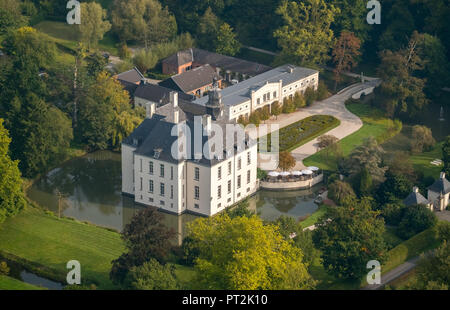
303;102;402;171
299;204;330;229
35;21;118;55
0;275;46;290
0;206;125;289
410;142;444;180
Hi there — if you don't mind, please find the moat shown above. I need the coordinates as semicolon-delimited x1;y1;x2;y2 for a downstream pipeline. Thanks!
27;151;321;243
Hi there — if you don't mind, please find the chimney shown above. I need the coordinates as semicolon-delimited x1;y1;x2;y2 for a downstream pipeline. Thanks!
170;91;178;108
173;110;179;124
413;186;419;193
146;102;156;119
203;114;212;133
440;172;446;179
140;79;146;85
288;66;294;74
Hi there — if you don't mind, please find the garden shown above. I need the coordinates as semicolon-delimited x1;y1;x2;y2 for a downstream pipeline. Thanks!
263;115;340;152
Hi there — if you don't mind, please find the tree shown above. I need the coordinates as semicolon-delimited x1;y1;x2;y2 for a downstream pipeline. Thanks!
278;151;296;171
357;166;372;196
259;106;270;123
327;180;356;206
274;0;338;67
381;202;406;226
0;261;9;275
78;2;111;49
125;259;178;290
8;94;73;177
271;101;282;119
397;205;437;240
78;72;143;150
332;31;361;90
186;214;315;289
317;135;339;160
293;92;306;109
215;23;240;56
375;171;413;206
410;125;435;154
386;151;416;181
332;0;370;42
304;87;316;106
86;52;108;78
415;241;450;290
313;197;387;280
443;136;450;177
111;0;177;48
133;49;159;73
0;0;28;35
0;119;25;223
377;32;428;118
196;7;220;50
273;216;320;266
110;207;176;284
344;137;387;183
248;111;260;126
226;200;255;219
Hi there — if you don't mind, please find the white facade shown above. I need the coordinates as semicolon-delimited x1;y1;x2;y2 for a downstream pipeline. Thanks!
227;71;319;121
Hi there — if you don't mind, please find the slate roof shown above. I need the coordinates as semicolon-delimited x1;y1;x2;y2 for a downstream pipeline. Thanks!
134;83;194;106
428;174;450;194
123;101;254;166
159;64;220;93
163;48;272;76
194;64;319;107
116;67;145;84
404;190;430;206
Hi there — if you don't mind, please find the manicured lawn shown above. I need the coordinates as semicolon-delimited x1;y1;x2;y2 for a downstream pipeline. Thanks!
265;115;341;152
410;142;444;180
0;206;125;289
0;275;46;290
299;204;330;229
304;102;402;171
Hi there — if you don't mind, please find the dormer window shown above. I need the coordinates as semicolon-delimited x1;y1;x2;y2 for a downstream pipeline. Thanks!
154;148;162;159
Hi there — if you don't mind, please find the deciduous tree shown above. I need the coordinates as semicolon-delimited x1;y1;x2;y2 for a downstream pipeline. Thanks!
186;214;315;289
78;2;111;49
215;23;240;56
274;0;338;67
313;197;387;280
278;151;296;171
332;31;361;89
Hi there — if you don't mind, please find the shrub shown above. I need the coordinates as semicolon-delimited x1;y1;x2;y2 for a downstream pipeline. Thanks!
316;81;329;100
304;87;317;106
0;261;9;275
397;205;438;239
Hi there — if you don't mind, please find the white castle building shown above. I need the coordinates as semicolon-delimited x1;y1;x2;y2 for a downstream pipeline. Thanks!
122;64;319;216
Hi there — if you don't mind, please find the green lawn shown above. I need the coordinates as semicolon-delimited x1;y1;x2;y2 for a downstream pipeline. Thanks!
34;21;118;55
304;102;402;171
299;204;330;229
410;142;444;180
0;275;46;290
0;206;125;289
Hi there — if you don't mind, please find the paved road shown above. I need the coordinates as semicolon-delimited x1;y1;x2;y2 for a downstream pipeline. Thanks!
362;257;420;290
252;79;380;169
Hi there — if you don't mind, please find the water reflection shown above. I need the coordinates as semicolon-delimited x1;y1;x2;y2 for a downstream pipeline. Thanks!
28;151;320;244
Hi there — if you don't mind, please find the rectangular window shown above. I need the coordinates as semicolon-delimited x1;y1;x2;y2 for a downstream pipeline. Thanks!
194;186;200;200
149;161;153;175
139;177;143;191
218;203;221;209
218;185;221;199
170;185;173;199
160;183;165;196
238;158;242;170
139;159;142;172
237;175;241;189
263;94;266;102
228;162;232;175
228;180;231;194
247;170;251;184
218;166;222;180
257;98;260;105
194;167;199;181
160;164;164;178
267;92;270;100
194;203;199;209
273;91;277;98
247;152;251;165
160;200;165;206
149;180;154;193
171;166;174;180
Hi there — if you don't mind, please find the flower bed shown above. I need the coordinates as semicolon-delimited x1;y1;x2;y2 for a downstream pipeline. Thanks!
262;115;340;152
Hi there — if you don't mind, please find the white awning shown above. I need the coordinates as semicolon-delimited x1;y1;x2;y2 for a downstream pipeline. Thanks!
291;171;303;176
307;166;320;171
301;170;313;175
268;171;280;177
280;172;291;177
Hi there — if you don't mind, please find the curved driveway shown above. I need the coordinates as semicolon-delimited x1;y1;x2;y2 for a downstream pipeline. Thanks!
254;79;381;170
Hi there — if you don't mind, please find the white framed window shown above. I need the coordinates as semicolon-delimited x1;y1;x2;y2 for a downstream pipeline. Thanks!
160;183;165;196
149;180;154;193
170;185;174;199
194;186;200;200
218;185;222;199
160;164;164;177
237;175;241;189
149;161;154;175
228;180;231;194
218;166;222;180
228;162;232;175
247;152;251;165
247;170;251;184
194;167;200;181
